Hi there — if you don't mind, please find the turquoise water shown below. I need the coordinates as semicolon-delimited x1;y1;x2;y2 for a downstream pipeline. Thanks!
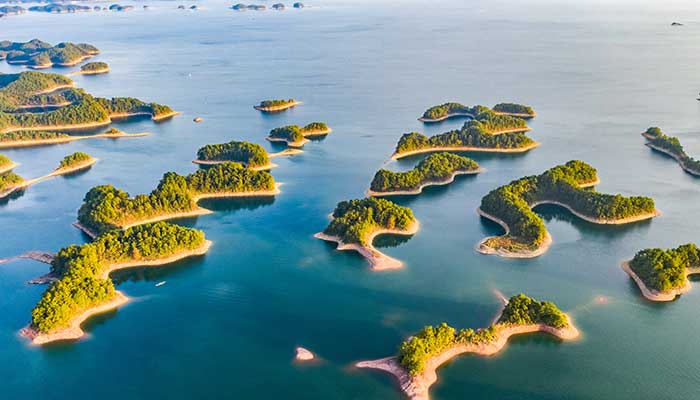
3;1;700;398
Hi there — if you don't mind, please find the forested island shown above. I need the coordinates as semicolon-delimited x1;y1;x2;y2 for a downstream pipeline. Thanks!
419;102;536;122
21;222;211;344
0;71;177;133
314;197;419;270
77;162;278;237
194;140;301;169
267;122;331;147
368;152;482;196
28;4;91;13
642;127;700;176
477;160;657;258
254;98;301;112
356;294;579;400
392;112;537;160
0;128;149;148
622;243;700;301
79;61;110;75
0;39;99;68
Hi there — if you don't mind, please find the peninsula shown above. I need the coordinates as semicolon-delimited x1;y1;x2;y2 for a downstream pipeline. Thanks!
22;222;210;344
76;161;279;237
194;140;302;170
477;160;658;258
392;110;536;160
418;102;536;123
1;39;99;68
356;294;579;400
314;197;419;270
368;152;482;196
267;122;331;147
622;243;700;301
0;128;150;149
642;127;700;176
254;98;301;112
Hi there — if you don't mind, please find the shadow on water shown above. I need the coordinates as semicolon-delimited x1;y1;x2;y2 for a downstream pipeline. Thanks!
534;203;654;237
60;166;93;179
198;196;275;213
384;173;480;207
0;188;26;207
646;148;700;180
110;253;206;285
373;232;414;249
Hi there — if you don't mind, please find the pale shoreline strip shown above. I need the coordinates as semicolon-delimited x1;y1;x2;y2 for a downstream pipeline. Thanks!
0;157;97;200
0;131;149;149
390;142;540;160
0;161;18;175
0;111;179;134
355;316;579;400
192;148;303;170
20;240;212;345
314;220;420;271
620;260;699;302
366;168;484;197
67;67;110;76
254;100;303;112
419;111;536;123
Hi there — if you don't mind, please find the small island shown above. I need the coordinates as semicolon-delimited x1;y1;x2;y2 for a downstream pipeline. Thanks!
22;222;210;344
267;122;331;147
194;140;302;170
79;61;110;75
295;347;314;361
254;98;301;112
76;162;279;237
108;4;134;11
642;127;700;176
0;6;26;16
28;4;91;14
622;243;700;302
368;152;482;196
419;102;535;123
1;39;99;68
0;128;149;149
477;160;658;258
356;294;579;400
0;153;17;174
272;3;285;10
293;2;305;8
314;197;419;270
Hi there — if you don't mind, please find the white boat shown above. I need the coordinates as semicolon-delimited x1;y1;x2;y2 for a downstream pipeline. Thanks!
155;281;166;287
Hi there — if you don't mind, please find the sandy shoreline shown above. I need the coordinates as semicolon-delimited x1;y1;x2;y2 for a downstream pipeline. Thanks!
367;168;484;197
192;148;303;170
254;101;303;112
644;142;700;177
620;260;699;302
314;220;420;271
68;67;110;76
0;131;149;149
475;207;553;258
390;141;540;160
0;157;97;199
493;111;537;118
0;161;18;175
0;110;180;134
530;200;659;225
31;83;75;96
20;240;212;345
356;315;579;400
418;112;476;123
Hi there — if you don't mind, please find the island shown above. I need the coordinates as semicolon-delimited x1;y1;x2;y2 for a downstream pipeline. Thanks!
642;127;700;176
418;102;535;123
0;153;16;174
272;3;285;10
356;294;579;400
76;162;279;237
477;160;657;258
28;4;91;14
254;98;301;112
78;61;110;75
368;152;482;196
21;222;210;344
0;6;26;16
622;243;700;302
0;151;96;199
194;140;302;170
293;2;305;8
295;347;314;361
0;128;149;149
0;71;178;134
392;113;537;160
1;39;99;68
314;197;419;270
108;4;134;11
267;122;331;147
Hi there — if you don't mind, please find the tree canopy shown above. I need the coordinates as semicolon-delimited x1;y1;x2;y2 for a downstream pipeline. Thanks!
629;243;700;292
322;197;415;245
370;152;479;192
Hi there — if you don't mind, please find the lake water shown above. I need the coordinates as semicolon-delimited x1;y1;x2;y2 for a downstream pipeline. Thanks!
2;0;700;398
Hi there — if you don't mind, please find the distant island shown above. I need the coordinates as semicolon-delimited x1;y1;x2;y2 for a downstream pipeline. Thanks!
79;61;110;75
194;140;302;170
22;222;210;344
0;5;25;16
642;127;700;176
272;3;285;10
0;128;150;149
76;162;279;237
392;111;537;159
0;39;99;68
28;4;91;14
0;71;178;134
0;151;96;199
419;102;536;123
477;160;658;258
368;152;482;196
254;98;301;112
314;197;419;270
108;4;134;11
267;122;331;147
622;243;700;301
356;294;579;400
232;3;267;10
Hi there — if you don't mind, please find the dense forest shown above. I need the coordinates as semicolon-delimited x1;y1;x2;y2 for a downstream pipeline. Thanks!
421;102;535;120
370;152;479;192
480;160;655;252
629;243;700;292
258;99;296;108
0;39;98;67
0;130;69;142
196;140;270;167
32;222;206;333
0;153;12;168
644;127;700;172
80;61;109;72
0;170;23;191
58;151;92;168
78;162;275;234
421;102;475;120
322;197;415;245
398;294;567;376
493;103;536;116
268;122;329;143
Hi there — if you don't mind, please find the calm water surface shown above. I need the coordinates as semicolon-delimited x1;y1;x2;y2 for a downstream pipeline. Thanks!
2;1;700;398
